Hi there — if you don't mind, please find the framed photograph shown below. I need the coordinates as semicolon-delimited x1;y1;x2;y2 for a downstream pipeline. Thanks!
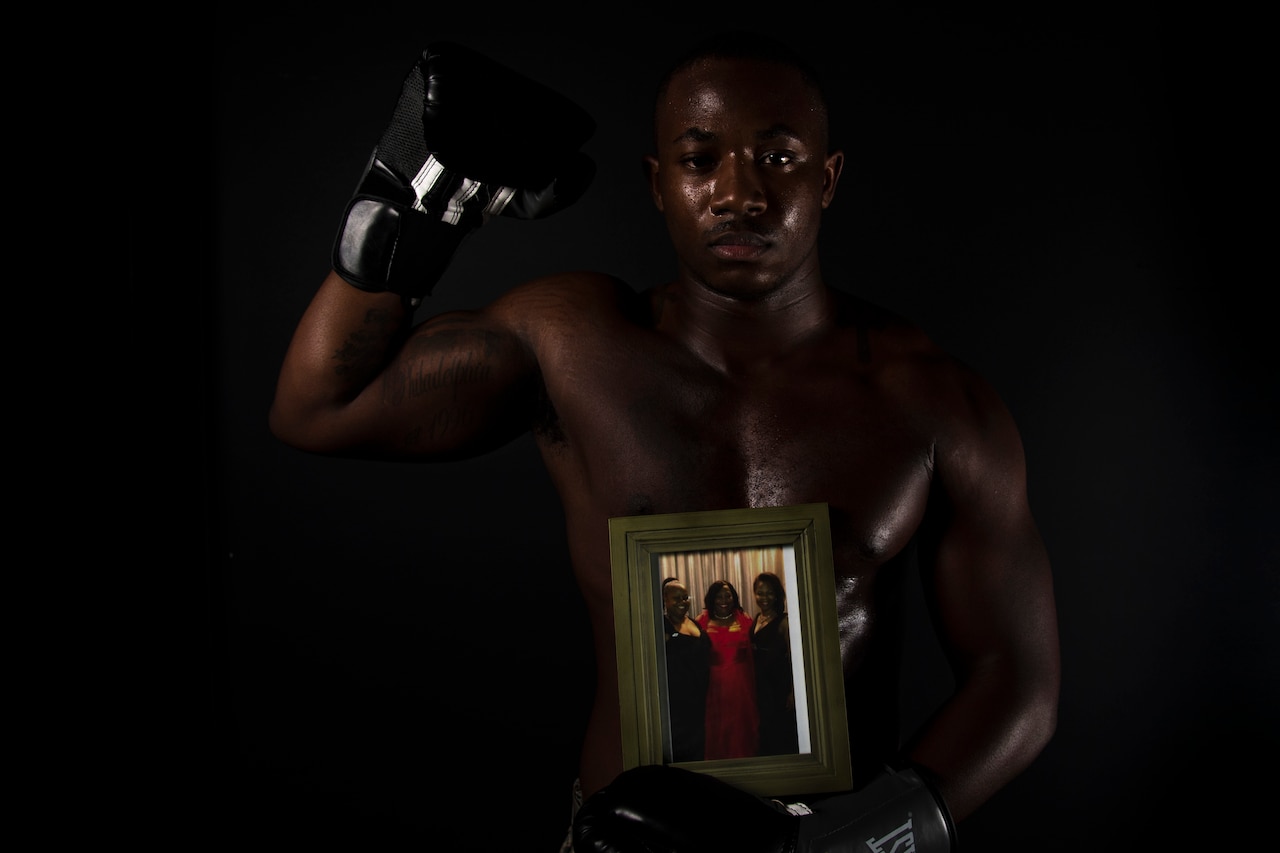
608;502;852;798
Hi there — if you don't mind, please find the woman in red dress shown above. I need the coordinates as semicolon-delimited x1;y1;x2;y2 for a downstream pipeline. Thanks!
695;579;759;759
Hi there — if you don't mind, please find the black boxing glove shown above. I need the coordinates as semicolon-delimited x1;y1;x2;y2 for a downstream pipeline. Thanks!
332;41;595;306
573;765;793;853
573;764;957;853
790;765;957;853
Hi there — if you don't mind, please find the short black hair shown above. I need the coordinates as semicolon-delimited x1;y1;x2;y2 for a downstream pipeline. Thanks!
653;30;831;138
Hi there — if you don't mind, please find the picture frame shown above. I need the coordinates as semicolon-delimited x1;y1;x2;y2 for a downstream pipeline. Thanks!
608;502;852;798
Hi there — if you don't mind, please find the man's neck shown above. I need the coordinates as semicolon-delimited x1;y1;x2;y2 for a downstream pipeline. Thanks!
656;271;837;374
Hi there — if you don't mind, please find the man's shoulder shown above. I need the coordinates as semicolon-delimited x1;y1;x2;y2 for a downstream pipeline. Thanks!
830;290;947;361
485;270;647;335
830;290;1004;416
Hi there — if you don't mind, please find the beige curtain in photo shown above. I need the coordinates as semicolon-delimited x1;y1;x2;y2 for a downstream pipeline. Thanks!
658;547;787;619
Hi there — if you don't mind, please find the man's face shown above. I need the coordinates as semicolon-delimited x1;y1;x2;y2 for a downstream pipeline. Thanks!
646;57;843;299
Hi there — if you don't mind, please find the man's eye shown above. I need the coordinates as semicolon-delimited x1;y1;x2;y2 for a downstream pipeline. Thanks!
681;153;713;170
762;151;795;166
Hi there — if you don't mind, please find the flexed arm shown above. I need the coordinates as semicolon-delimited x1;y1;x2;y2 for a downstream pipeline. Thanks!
269;277;540;460
269;42;594;460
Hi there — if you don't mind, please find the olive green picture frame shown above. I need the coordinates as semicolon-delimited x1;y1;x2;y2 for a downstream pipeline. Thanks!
608;502;852;798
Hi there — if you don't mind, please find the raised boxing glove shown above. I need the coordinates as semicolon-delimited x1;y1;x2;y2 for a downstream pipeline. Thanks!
572;764;957;853
332;41;596;305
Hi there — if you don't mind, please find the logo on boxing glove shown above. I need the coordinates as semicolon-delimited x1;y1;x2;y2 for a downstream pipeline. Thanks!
865;816;915;853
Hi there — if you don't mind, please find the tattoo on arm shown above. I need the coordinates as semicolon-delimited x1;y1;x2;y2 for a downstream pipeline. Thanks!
331;307;404;378
385;327;511;448
381;351;493;405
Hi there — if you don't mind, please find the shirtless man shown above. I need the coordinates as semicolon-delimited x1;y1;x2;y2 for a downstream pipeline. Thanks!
269;33;1059;851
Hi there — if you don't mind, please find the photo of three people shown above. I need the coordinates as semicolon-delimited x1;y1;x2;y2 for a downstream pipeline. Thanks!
658;547;808;764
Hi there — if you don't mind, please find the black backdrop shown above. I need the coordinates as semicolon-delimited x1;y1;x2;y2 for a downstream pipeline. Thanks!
141;3;1274;849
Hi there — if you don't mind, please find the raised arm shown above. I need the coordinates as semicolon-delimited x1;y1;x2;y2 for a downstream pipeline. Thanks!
268;41;595;460
269;272;540;460
906;373;1061;821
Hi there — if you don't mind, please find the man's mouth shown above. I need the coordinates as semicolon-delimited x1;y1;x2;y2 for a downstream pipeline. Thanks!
709;231;768;259
711;230;767;245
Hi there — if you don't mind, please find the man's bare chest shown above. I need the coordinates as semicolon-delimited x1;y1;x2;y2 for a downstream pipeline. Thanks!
541;350;937;565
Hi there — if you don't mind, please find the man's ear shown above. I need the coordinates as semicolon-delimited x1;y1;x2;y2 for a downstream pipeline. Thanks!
821;149;845;209
642;155;664;211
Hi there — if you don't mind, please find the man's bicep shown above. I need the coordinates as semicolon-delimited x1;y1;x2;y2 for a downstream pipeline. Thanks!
273;302;537;460
375;312;540;455
337;309;540;458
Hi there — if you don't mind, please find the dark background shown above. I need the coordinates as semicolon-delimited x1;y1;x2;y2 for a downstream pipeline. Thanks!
142;2;1273;849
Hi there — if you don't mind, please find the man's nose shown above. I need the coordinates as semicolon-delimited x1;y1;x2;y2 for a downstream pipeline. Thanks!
710;155;766;216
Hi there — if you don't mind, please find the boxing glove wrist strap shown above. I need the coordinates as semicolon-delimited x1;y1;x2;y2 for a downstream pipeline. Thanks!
332;153;511;306
792;765;957;853
332;194;471;307
329;42;596;308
